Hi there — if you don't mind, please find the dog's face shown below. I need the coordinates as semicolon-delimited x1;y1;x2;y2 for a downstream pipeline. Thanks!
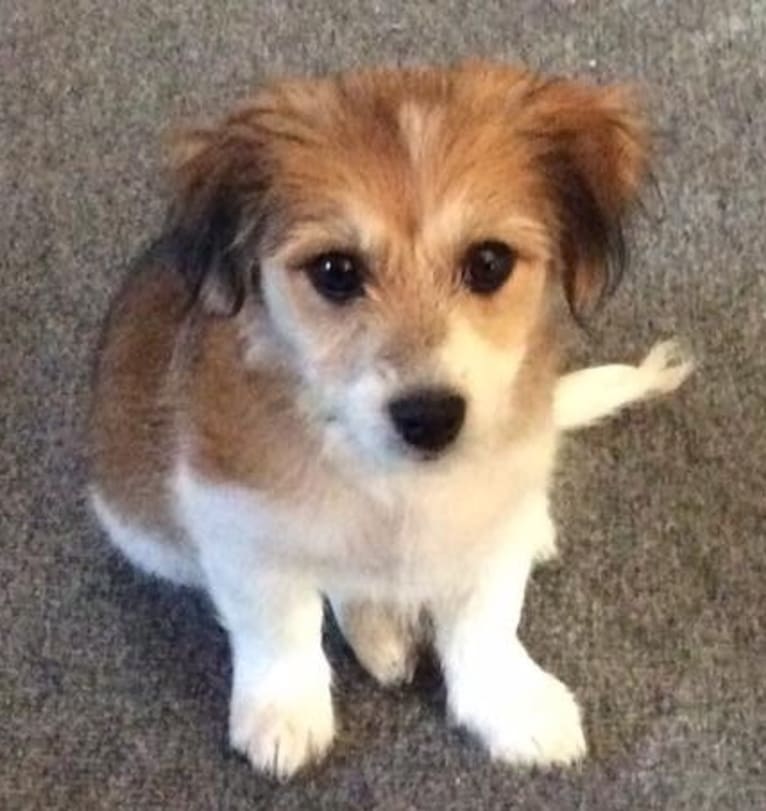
169;63;648;465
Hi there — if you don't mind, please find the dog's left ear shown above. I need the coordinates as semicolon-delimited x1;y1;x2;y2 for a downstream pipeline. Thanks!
163;123;270;315
528;80;650;317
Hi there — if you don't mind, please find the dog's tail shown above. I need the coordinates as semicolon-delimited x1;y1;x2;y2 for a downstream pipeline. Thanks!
554;340;694;431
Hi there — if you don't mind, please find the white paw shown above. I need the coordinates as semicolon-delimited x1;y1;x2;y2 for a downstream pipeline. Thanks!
638;339;695;396
450;655;586;767
230;682;335;779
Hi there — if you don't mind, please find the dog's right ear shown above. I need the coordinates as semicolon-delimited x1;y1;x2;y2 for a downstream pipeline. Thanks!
163;123;270;315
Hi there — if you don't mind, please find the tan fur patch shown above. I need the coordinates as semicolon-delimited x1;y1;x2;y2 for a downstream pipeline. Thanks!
88;256;188;540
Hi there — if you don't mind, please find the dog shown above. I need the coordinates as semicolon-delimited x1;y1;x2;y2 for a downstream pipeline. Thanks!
88;61;693;778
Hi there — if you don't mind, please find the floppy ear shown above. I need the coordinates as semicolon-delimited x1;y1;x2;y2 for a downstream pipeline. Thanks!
163;123;270;315
528;80;650;317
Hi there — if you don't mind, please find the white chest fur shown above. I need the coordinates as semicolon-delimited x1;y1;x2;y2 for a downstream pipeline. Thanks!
174;429;555;604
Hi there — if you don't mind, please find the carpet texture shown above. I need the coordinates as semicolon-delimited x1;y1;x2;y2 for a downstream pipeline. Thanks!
3;2;765;809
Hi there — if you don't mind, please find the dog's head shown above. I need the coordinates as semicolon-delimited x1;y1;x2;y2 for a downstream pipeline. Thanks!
167;63;649;465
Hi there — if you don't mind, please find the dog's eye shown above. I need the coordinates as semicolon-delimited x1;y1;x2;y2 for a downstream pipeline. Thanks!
306;252;365;304
462;241;516;295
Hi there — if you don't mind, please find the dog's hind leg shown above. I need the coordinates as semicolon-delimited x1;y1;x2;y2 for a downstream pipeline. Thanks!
330;599;420;687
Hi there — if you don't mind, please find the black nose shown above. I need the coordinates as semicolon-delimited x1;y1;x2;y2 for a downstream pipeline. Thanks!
388;388;466;454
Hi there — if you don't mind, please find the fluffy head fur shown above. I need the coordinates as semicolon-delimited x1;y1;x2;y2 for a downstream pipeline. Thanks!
163;62;648;468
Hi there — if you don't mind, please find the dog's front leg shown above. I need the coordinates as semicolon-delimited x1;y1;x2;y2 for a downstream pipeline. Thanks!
204;561;334;779
433;494;586;766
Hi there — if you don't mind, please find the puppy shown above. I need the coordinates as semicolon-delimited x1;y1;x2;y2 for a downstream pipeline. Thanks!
88;62;692;778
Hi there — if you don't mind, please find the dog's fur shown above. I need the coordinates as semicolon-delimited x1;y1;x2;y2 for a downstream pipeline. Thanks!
88;62;692;778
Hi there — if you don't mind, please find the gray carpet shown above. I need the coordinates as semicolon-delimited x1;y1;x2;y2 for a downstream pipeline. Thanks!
3;2;765;809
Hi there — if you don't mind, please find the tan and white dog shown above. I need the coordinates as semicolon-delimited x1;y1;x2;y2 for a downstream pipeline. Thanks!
88;62;692;778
